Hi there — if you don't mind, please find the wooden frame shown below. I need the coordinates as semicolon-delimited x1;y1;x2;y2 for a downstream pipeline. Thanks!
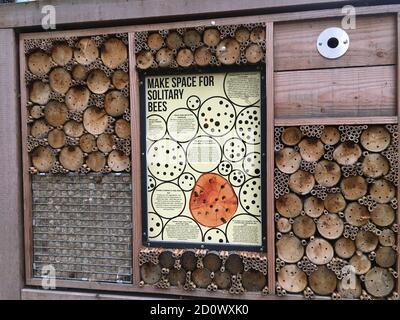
19;4;400;299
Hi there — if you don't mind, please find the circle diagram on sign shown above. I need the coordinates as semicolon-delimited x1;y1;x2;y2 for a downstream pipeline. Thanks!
187;136;222;173
236;106;261;144
226;214;261;244
147;115;167;141
151;182;186;219
239;178;262;216
204;228;227;243
178;172;196;191
224;72;260;107
223;137;247;162
167;108;199;142
163;216;203;242
186;95;201;110
218;161;233;176
198;97;236;137
229;169;246;187
148;213;163;238
243;152;261;177
148;139;186;181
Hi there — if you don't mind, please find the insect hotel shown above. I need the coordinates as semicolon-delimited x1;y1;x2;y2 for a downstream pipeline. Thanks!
0;0;399;300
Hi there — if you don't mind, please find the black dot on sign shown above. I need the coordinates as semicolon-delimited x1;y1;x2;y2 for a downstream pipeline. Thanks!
156;223;160;227
204;123;209;129
208;107;211;111
208;236;212;240
219;100;223;105
201;113;205;117
150;228;154;232
219;239;223;243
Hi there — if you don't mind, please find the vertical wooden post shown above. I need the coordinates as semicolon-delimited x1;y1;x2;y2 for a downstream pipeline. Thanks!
265;22;276;294
128;33;143;286
396;13;400;295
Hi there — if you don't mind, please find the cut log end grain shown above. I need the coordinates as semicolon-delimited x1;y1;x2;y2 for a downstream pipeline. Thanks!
203;253;222;272
309;265;337;296
48;129;66;149
276;193;303;218
97;133;114;153
104;90;129;117
140;262;161;285
242;270;267;291
147;33;164;51
305;238;334;265
59;146;84;171
250;27;265;44
234;28;250;43
277;264;307;293
30;105;44;119
158;251;174;269
288;170;315;195
361;153;390;178
317;213;344;240
63;120;84;138
314;160;341;187
30;119;50;139
304;196;324;218
71;64;88;81
176;48;194;67
107;150;130;172
203;28;220;47
350;253;371;275
333;141;362;165
166;32;183;50
79;133;96;153
365;267;394;297
375;247;396;268
49;67;72;95
371;204;395;227
112;70;129;90
51;43;73;66
156;48;174;67
65;86;90;112
340;176;367;200
245;44;263;64
101;38;128;69
30;81;51;105
115;119;130;139
320;126;340;145
44;101;68;127
344;202;370;227
370;179;396;204
292;215;316;239
379;229;396;247
334;237;356;259
168;268;186;287
74;38;99;65
31;146;55;172
277;235;304;263
324;192;346;213
83;106;109;135
180;251;196;271
281;127;302;146
27;51;52;76
275;147;301;174
192;268;212;288
216;38;240;65
189;173;238;228
337;277;362;299
136;51;154;70
355;230;378;253
194;47;212;67
214;271;231;289
360;127;391;152
86;151;106;172
225;254;244;274
183;30;201;47
298;138;324;162
87;69;110;94
277;217;292;233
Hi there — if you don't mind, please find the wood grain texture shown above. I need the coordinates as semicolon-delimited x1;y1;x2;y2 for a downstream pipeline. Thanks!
275;116;398;126
275;65;396;119
274;15;397;71
266;22;276;294
397;13;400;295
0;29;24;300
129;33;143;286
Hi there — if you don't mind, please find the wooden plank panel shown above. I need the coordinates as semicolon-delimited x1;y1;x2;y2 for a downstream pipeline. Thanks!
274;15;396;71
397;12;400;296
275;116;398;126
275;65;396;119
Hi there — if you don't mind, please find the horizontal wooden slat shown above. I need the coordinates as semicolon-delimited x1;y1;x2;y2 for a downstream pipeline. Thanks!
274;15;396;71
275;65;397;119
275;116;398;126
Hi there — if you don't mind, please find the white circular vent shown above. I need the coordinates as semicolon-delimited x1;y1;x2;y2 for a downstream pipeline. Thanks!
317;27;349;59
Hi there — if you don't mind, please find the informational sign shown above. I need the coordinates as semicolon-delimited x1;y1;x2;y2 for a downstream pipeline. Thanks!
141;67;264;249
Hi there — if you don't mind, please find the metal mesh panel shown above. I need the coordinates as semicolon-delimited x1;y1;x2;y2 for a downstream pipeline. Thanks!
32;173;132;283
